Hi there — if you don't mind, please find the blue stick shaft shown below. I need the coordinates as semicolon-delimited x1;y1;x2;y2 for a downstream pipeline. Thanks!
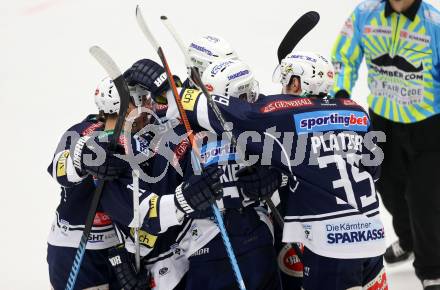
134;7;247;287
190;150;247;290
64;48;131;290
211;204;246;290
65;236;87;290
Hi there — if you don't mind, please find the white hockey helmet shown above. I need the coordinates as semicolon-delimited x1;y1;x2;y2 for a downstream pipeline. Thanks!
187;34;238;77
94;76;151;114
202;59;259;103
273;51;335;96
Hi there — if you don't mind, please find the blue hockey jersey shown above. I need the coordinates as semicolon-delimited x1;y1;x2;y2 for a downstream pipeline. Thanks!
47;115;119;250
47;115;191;289
47;115;187;253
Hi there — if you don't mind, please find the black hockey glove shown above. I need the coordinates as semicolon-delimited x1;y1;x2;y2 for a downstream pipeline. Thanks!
236;166;282;200
72;134;130;180
123;59;182;104
108;245;151;290
174;166;224;218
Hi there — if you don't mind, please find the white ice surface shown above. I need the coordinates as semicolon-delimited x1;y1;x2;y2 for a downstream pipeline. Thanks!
1;0;438;289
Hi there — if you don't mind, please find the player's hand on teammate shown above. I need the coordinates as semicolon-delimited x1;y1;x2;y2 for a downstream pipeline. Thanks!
174;166;224;218
236;166;282;200
108;245;150;290
73;135;130;180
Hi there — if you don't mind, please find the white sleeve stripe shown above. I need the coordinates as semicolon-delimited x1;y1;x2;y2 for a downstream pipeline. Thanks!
196;93;215;133
51;151;63;179
165;89;180;120
128;191;154;228
158;194;182;233
52;150;86;183
113;225;125;244
284;208;359;220
72;135;90;171
66;154;85;183
175;184;194;213
271;190;281;207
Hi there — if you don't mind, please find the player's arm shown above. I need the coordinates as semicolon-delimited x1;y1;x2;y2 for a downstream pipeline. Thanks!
141;164;224;232
122;57;256;135
95;133;224;231
165;88;259;138
331;6;364;98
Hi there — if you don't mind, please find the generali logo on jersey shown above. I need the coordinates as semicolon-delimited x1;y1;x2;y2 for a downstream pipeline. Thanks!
261;98;313;113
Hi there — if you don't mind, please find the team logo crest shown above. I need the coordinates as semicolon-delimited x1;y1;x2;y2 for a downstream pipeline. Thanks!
277;244;304;277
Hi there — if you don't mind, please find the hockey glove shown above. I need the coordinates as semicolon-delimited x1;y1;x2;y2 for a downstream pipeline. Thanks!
236;166;282;200
123;59;182;104
72;134;130;180
108;245;151;290
174;166;224;218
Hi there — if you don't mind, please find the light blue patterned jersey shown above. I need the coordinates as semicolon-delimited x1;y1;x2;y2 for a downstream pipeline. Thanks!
332;0;440;123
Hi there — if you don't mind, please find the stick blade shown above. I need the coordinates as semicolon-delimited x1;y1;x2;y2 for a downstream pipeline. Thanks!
277;11;320;63
66;45;132;290
160;14;189;64
89;45;130;142
135;5;160;51
89;45;122;80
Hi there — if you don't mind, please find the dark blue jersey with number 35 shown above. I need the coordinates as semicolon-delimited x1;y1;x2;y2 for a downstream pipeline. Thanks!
166;89;386;259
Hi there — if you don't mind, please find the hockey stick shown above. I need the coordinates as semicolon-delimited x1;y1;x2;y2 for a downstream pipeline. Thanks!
129;169;141;272
135;6;247;290
160;15;305;261
277;11;320;63
269;11;320;259
65;46;131;290
160;15;244;164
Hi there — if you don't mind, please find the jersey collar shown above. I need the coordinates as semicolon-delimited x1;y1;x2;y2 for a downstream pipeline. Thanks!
384;0;421;21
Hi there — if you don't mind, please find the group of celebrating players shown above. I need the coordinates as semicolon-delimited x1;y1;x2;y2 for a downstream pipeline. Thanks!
47;31;388;290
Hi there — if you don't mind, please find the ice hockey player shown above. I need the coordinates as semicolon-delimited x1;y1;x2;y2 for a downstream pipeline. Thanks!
158;51;389;290
46;75;151;290
71;59;225;290
202;58;304;290
124;58;284;289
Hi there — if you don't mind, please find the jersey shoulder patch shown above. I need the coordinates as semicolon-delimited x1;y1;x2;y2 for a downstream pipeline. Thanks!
180;88;201;111
337;98;363;108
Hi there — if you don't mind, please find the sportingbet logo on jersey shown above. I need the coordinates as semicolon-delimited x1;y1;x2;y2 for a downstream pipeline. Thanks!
200;141;237;166
294;110;369;134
